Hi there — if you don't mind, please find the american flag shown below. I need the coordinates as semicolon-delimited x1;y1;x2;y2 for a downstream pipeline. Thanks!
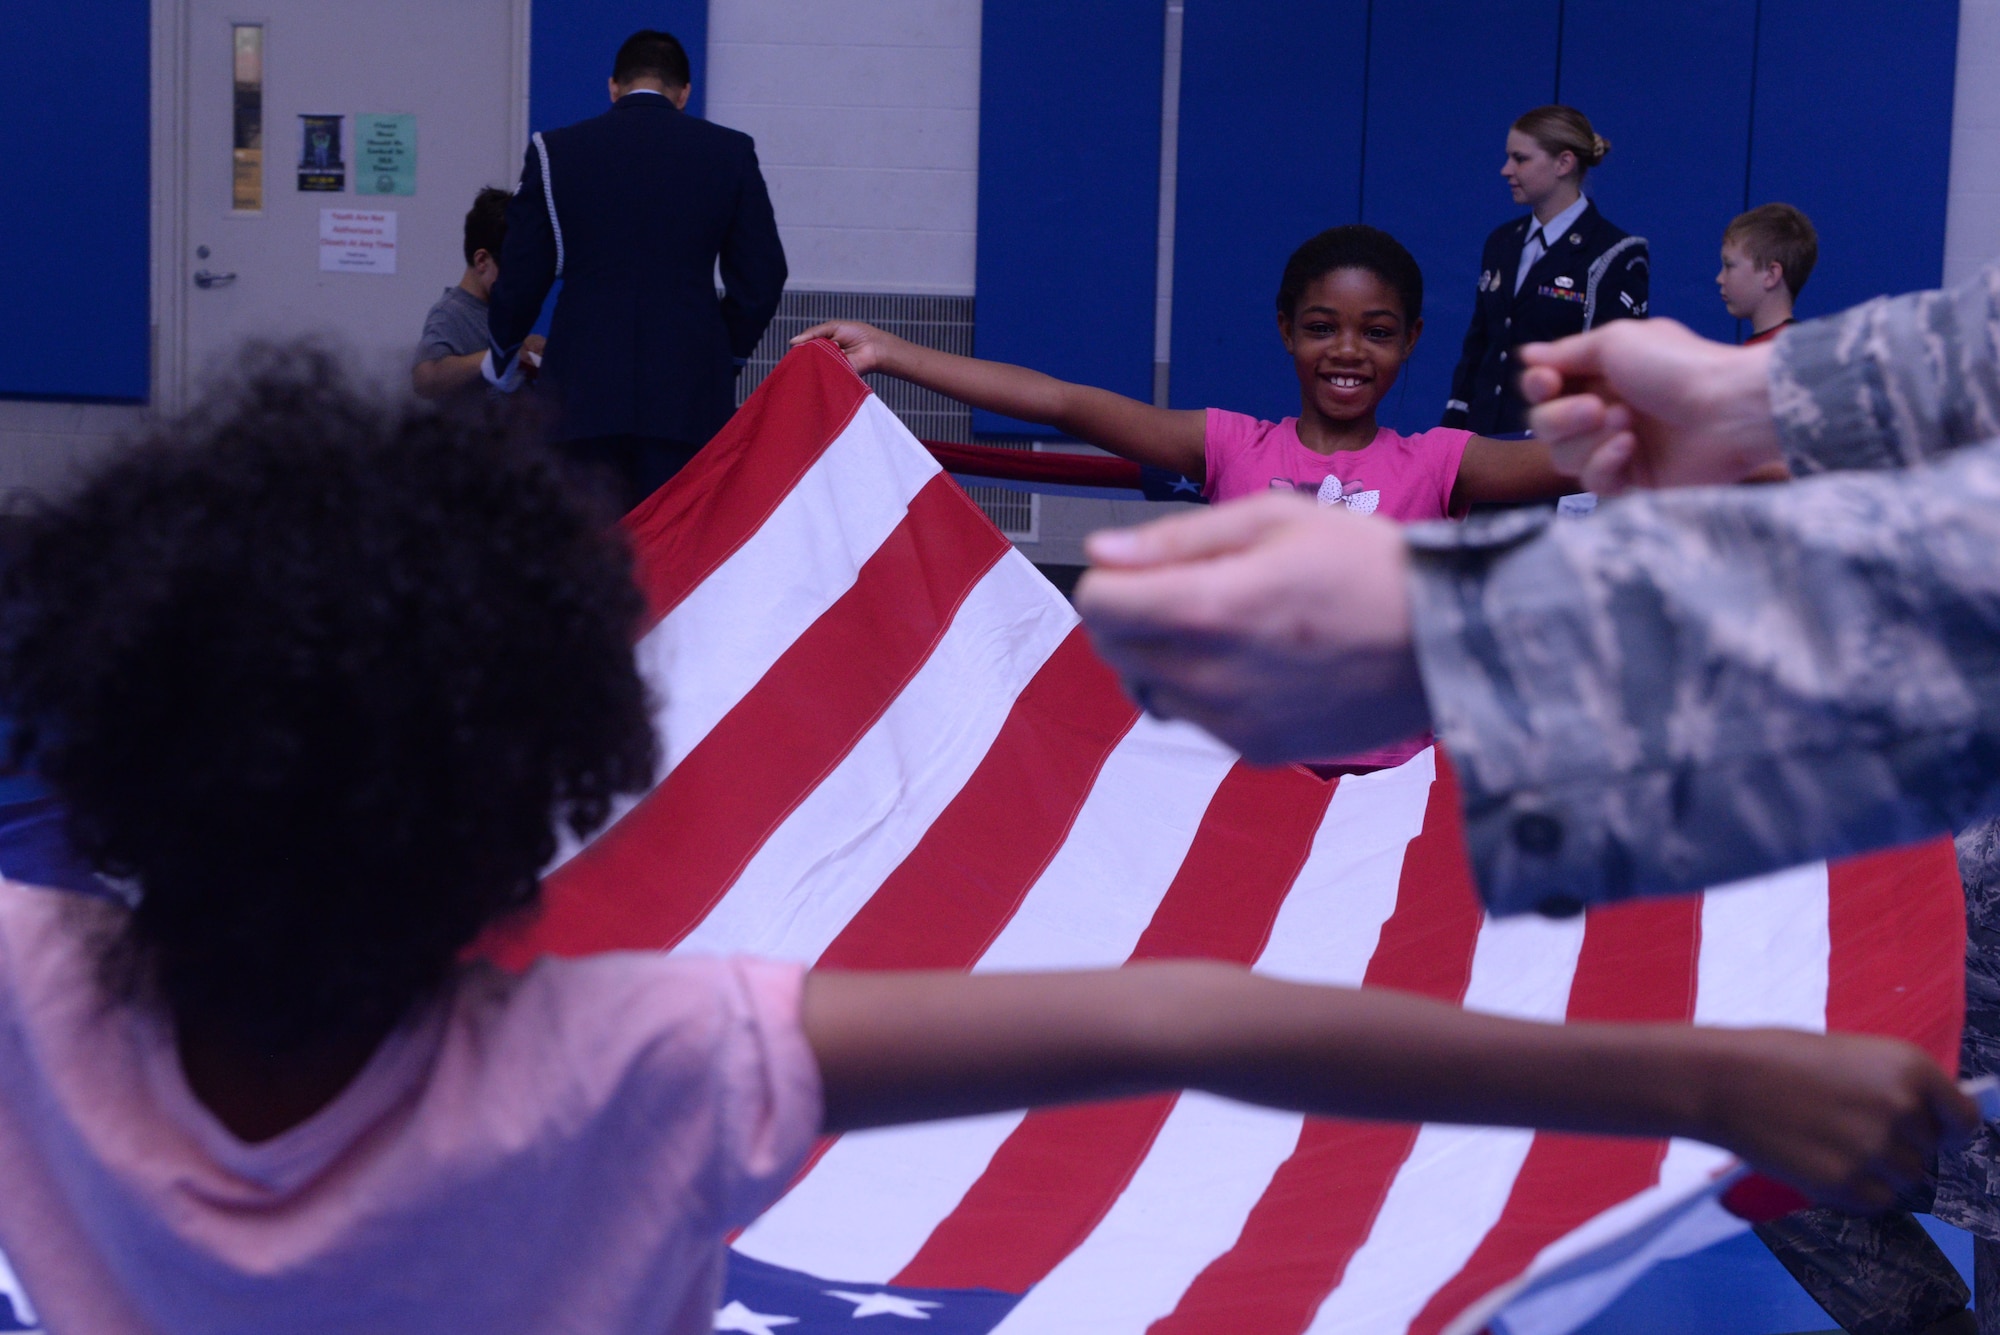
480;341;1966;1335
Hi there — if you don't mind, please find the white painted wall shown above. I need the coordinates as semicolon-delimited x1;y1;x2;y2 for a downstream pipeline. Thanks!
1945;0;2000;284
704;0;981;295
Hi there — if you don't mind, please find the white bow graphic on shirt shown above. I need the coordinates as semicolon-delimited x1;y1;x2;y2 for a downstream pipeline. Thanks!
1315;475;1380;515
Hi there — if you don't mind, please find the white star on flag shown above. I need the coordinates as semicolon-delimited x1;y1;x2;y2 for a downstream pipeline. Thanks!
823;1289;942;1319
714;1300;799;1334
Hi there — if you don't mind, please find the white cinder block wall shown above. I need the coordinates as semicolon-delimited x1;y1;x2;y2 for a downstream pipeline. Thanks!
704;0;981;295
704;0;1183;564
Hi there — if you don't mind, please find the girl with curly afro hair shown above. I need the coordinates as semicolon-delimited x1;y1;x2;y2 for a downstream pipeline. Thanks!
0;345;1965;1331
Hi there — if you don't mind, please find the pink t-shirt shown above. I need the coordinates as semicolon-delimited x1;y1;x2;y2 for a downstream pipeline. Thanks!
1202;408;1471;518
1204;409;1472;770
0;881;821;1335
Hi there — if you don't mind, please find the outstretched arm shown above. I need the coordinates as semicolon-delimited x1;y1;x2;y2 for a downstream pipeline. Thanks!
804;961;1973;1213
1075;442;2000;912
795;321;1207;480
1523;266;2000;493
1450;437;1580;509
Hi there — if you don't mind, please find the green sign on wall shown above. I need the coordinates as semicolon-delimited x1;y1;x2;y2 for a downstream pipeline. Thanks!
356;114;415;196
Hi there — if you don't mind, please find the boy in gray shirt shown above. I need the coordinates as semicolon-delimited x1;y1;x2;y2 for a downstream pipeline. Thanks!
413;188;542;405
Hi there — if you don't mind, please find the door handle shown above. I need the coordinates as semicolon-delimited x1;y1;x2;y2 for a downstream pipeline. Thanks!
193;269;238;289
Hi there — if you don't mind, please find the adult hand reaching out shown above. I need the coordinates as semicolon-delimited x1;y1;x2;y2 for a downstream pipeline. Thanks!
1075;493;1429;764
1518;319;1786;494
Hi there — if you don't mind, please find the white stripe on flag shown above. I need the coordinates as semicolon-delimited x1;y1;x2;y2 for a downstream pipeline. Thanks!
1694;862;1830;1031
1474;1142;1741;1335
975;715;1238;973
1302;914;1587;1334
676;551;1076;962
1455;862;1835;1334
993;1095;1306;1334
738;712;1236;1278
1258;749;1439;982
550;398;938;871
992;752;1437;1332
732;1111;1029;1282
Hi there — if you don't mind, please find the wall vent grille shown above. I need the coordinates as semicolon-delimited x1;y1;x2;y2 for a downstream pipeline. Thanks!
738;291;1037;539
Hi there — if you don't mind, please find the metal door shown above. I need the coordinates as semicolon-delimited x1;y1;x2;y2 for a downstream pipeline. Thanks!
162;0;527;406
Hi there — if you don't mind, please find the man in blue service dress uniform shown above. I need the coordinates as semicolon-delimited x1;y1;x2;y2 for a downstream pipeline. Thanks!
487;29;787;512
1443;197;1648;435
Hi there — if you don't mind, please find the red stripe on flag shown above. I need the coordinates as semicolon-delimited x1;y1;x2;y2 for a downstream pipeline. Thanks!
1826;837;1965;1070
892;1097;1178;1294
1149;754;1485;1335
816;629;1140;972
1404;895;1702;1335
892;763;1338;1292
481;474;1008;967
622;341;871;625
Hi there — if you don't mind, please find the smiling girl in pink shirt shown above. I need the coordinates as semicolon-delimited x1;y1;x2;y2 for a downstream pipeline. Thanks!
800;226;1579;767
799;224;1576;522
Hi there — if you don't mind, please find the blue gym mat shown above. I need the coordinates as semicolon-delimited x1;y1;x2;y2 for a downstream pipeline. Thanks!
1575;1214;1974;1333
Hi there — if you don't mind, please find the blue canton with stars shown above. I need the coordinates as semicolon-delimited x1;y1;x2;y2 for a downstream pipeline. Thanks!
721;1253;1018;1332
1139;465;1206;503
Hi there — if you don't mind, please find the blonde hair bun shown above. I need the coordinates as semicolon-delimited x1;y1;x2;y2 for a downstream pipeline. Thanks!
1511;105;1610;177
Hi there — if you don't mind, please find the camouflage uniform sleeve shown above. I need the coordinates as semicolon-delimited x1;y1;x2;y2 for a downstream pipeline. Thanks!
1773;261;2000;474
1406;442;2000;917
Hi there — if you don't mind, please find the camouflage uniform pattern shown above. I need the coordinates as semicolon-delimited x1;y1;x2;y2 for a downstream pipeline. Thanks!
1761;287;2000;1331
1937;816;2000;1239
1774;263;2000;475
1404;263;2000;1326
1405;260;2000;918
1752;1204;1971;1335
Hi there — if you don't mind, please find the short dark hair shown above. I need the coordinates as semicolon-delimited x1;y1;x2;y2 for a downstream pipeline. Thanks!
613;29;691;89
1276;224;1425;326
0;345;657;1052
1726;203;1819;298
463;186;511;267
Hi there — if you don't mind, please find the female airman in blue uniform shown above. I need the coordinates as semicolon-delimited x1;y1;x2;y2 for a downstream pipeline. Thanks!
1443;106;1647;434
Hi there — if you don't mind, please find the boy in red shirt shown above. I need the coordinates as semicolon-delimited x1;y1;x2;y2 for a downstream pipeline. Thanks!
1717;203;1819;345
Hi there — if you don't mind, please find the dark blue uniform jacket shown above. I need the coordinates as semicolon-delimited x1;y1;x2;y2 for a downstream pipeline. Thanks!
489;93;787;445
1443;202;1647;434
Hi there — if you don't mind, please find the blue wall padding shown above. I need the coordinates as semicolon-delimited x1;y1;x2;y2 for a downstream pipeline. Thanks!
972;0;1163;436
1748;0;1958;318
531;0;709;132
1358;0;1561;432
1166;0;1369;423
1559;0;1757;344
0;0;150;402
1154;0;1959;433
